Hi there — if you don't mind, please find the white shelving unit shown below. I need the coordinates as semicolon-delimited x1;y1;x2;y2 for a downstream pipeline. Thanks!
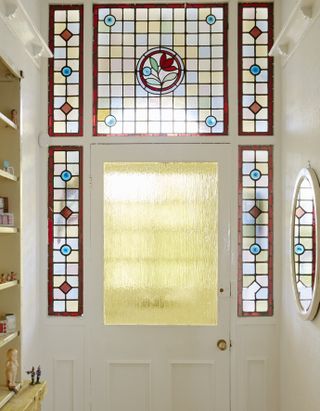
0;56;21;409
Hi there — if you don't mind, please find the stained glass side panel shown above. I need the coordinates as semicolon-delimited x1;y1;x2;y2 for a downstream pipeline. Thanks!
294;178;315;311
238;146;273;316
93;4;228;136
104;162;218;325
48;147;83;316
238;3;273;135
48;6;83;136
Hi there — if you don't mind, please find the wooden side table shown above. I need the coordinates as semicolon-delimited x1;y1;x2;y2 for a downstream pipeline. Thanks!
0;381;47;411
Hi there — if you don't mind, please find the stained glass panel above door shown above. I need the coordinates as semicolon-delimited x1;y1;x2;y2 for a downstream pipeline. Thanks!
93;4;228;136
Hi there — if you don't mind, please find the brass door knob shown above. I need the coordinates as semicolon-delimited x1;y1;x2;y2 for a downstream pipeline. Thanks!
217;339;228;351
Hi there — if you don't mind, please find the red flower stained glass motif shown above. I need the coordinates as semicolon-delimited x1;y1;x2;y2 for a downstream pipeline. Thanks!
136;47;184;95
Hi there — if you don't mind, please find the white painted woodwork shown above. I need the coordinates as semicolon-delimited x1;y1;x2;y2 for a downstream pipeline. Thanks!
280;2;320;410
90;144;231;411
36;2;281;411
53;360;74;411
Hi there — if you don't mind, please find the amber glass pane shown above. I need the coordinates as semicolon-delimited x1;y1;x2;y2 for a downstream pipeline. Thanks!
104;162;218;325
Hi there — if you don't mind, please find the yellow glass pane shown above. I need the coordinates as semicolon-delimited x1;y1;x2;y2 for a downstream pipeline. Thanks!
104;162;218;325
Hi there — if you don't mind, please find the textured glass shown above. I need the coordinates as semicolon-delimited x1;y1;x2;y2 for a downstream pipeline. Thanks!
104;162;218;325
48;6;83;136
239;4;273;135
48;147;83;316
238;146;273;316
93;5;228;136
294;177;315;311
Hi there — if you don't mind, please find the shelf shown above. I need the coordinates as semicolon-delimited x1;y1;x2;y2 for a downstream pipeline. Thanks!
0;281;18;291
0;332;18;349
270;0;320;65
0;387;14;409
0;169;17;182
0;383;21;409
0;112;17;130
0;227;17;234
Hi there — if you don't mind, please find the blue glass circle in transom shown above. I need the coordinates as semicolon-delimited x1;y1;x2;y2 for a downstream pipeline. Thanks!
250;169;262;181
60;244;72;256
250;243;261;255
104;14;116;26
105;115;117;127
60;170;72;182
206;15;216;25
205;116;217;128
143;67;152;77
61;66;72;77
295;244;305;255
250;65;261;76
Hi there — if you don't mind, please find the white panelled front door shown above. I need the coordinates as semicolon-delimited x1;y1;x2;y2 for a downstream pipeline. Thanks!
89;144;231;411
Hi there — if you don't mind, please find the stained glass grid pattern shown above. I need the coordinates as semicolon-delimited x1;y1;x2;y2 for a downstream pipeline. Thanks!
48;5;83;136
238;146;273;316
93;4;228;136
294;178;315;311
48;147;83;316
238;3;273;135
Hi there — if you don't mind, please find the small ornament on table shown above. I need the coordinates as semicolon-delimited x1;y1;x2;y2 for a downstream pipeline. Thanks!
26;366;35;385
3;160;10;172
10;109;18;125
36;365;41;384
5;348;19;393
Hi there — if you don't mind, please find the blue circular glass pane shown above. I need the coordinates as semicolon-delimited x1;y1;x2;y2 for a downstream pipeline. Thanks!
295;244;305;255
250;169;262;181
60;244;72;256
61;66;72;77
105;115;117;127
205;116;217;128
143;67;152;76
104;15;116;26
250;65;261;76
250;244;261;255
60;170;72;182
206;15;216;25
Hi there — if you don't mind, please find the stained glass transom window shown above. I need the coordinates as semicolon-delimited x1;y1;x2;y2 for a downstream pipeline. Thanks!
104;162;218;325
239;146;273;316
49;5;83;136
239;3;273;135
294;178;315;312
93;4;228;136
48;147;83;316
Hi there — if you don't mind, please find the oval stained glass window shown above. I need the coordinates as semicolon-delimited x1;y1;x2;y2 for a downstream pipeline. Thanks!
291;168;320;320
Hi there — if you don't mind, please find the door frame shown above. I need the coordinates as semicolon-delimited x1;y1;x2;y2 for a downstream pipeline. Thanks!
89;143;232;411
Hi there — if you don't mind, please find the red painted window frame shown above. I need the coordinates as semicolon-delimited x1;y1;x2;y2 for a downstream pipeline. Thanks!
48;146;83;316
238;3;274;136
238;145;273;316
48;5;84;137
92;3;229;137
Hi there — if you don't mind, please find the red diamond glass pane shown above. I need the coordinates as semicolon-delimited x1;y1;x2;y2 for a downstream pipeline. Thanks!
48;147;83;316
238;146;273;316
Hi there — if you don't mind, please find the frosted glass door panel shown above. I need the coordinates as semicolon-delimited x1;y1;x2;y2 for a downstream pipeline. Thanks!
104;162;218;325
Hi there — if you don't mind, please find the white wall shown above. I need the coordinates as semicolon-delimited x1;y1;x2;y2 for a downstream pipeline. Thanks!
0;0;41;375
280;2;320;411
